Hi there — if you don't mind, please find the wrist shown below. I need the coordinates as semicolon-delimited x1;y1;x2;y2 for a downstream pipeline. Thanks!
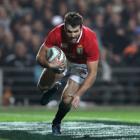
75;91;83;97
74;94;81;98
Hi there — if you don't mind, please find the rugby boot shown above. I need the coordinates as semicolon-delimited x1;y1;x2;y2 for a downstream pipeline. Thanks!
52;123;61;135
40;82;61;105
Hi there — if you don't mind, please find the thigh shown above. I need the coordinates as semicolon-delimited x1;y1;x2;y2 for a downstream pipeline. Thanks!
38;68;64;90
61;79;80;104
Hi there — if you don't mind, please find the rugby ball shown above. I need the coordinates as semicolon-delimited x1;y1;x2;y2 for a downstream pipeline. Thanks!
46;46;67;65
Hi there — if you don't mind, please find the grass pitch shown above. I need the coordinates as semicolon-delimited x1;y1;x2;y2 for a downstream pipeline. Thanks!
0;106;140;140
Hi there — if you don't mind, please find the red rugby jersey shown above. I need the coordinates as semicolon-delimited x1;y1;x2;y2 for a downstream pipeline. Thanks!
44;24;99;64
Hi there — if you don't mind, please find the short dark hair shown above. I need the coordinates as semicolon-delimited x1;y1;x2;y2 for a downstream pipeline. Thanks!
64;12;83;27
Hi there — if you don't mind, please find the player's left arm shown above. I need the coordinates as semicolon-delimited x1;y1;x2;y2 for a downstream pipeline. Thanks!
72;60;98;108
72;31;99;108
78;60;99;96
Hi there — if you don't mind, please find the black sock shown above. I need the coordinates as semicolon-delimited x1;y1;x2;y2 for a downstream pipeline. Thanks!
52;101;71;125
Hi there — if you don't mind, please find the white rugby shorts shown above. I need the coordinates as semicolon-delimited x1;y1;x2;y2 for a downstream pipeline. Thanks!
62;62;88;84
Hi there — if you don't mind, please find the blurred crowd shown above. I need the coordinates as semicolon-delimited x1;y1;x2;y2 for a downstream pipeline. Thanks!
0;0;140;68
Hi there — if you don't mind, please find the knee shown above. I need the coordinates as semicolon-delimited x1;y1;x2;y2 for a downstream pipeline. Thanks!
62;95;73;105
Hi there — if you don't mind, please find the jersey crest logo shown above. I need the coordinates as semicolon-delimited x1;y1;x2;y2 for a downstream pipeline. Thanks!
77;45;83;55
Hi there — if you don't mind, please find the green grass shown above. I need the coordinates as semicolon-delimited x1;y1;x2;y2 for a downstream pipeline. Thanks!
0;106;140;123
0;106;140;140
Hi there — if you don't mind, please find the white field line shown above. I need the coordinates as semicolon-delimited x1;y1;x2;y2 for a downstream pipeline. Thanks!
0;121;140;138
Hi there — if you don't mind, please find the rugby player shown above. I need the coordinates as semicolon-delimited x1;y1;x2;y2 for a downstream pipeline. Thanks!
36;12;99;135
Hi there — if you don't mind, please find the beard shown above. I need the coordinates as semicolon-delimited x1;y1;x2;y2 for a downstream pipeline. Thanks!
67;36;79;44
69;37;78;43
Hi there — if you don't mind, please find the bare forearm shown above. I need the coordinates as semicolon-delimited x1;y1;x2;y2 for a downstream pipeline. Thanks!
76;60;98;97
71;61;98;108
36;54;48;68
36;44;49;68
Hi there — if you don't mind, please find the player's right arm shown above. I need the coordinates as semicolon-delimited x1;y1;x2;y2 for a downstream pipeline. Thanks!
36;25;65;70
36;26;57;68
36;27;65;70
36;26;58;68
36;43;49;68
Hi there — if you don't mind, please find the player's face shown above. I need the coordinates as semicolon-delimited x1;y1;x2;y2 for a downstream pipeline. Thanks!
65;25;81;44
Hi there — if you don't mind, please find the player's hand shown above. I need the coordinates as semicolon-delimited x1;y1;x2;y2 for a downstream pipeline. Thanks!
48;58;65;69
47;58;66;73
72;95;80;109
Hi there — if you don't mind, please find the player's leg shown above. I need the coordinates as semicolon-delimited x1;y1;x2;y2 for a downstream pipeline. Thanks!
37;68;64;105
51;63;88;135
52;79;80;134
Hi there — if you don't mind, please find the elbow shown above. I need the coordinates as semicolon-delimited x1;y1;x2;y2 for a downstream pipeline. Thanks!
90;72;97;85
36;53;47;68
36;43;47;67
93;73;97;83
91;71;97;79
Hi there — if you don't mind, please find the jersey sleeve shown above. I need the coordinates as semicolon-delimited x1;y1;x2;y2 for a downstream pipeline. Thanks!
86;33;100;62
44;28;57;48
